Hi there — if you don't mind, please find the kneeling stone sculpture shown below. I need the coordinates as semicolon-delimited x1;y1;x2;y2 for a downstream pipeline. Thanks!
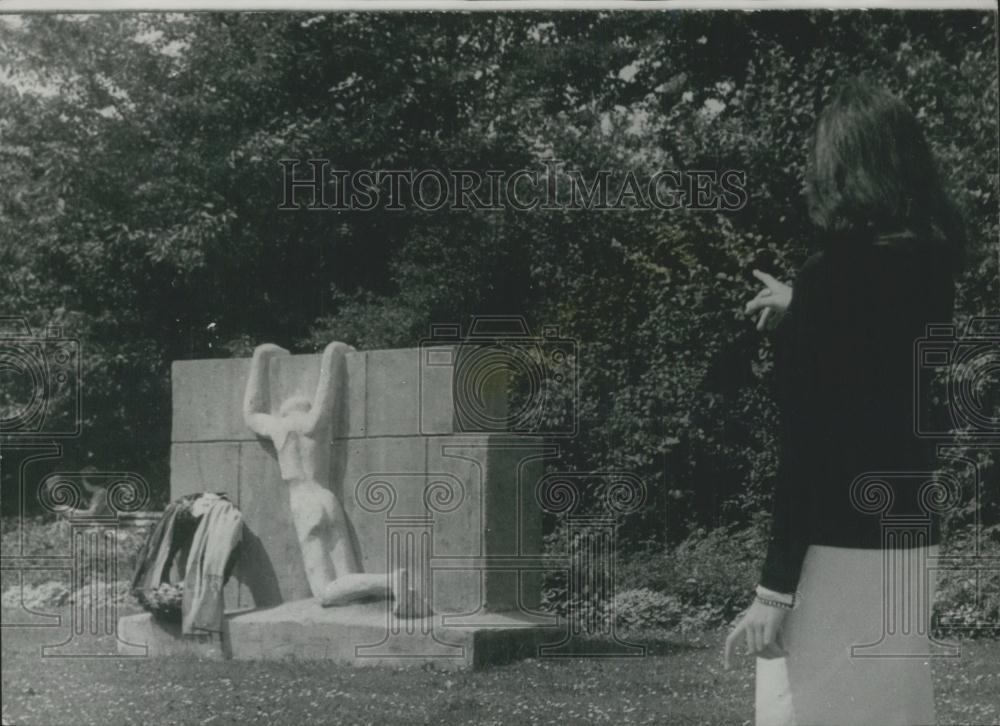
242;342;429;618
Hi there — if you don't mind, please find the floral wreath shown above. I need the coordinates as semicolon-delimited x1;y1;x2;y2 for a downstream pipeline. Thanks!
134;492;240;622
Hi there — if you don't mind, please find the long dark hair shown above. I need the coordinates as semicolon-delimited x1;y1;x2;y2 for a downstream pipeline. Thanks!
805;78;965;271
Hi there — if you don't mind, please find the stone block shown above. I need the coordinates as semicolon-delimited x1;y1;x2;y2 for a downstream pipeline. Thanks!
417;344;513;436
117;612;226;658
236;441;313;606
445;344;511;435
337;350;367;439
119;600;549;669
365;348;423;437
417;345;456;435
338;436;428;577
169;442;242;608
423;436;488;614
485;441;545;612
171;358;254;443
171;351;365;443
362;345;511;437
426;437;547;614
170;442;241;500
267;352;366;440
223;598;547;670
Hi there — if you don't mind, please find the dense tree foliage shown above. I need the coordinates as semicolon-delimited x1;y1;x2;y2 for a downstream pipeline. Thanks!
2;11;996;541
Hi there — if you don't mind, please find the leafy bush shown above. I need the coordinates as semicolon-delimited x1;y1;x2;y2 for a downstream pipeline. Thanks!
543;514;999;636
0;581;71;609
1;516;148;592
933;521;1000;638
609;588;685;631
615;515;770;623
542;514;767;631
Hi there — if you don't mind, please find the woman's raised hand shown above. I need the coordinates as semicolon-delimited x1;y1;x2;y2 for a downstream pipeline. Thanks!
745;269;792;330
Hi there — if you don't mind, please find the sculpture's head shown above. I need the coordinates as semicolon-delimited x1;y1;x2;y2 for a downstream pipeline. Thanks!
278;395;312;417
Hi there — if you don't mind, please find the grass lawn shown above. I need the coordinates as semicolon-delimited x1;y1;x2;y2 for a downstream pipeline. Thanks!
2;606;998;725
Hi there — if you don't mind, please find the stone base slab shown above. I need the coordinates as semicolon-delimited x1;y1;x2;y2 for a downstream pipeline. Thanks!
118;599;548;670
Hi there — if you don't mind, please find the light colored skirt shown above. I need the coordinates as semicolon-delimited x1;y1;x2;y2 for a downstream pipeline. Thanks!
755;544;940;726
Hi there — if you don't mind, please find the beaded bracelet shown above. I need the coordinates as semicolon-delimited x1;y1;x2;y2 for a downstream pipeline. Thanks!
755;594;795;610
755;584;796;605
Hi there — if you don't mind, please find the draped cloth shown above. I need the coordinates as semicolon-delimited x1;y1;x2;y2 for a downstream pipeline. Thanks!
181;497;243;635
130;497;189;593
755;544;939;726
131;492;243;635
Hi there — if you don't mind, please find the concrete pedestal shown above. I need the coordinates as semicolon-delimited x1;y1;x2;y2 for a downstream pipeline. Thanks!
118;600;547;670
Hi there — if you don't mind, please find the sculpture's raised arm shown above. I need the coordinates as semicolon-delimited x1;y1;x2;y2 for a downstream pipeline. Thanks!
243;343;289;437
301;342;354;436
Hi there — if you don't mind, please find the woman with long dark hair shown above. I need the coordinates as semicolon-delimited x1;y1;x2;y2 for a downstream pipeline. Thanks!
726;79;964;725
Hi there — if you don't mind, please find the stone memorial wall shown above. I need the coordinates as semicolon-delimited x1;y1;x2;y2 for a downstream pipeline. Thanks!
169;347;546;615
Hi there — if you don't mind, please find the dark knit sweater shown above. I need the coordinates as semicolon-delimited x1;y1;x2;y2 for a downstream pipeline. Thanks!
759;235;956;594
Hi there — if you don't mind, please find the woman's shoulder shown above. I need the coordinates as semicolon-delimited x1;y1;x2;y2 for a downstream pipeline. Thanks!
792;250;828;290
799;250;827;274
812;232;944;275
